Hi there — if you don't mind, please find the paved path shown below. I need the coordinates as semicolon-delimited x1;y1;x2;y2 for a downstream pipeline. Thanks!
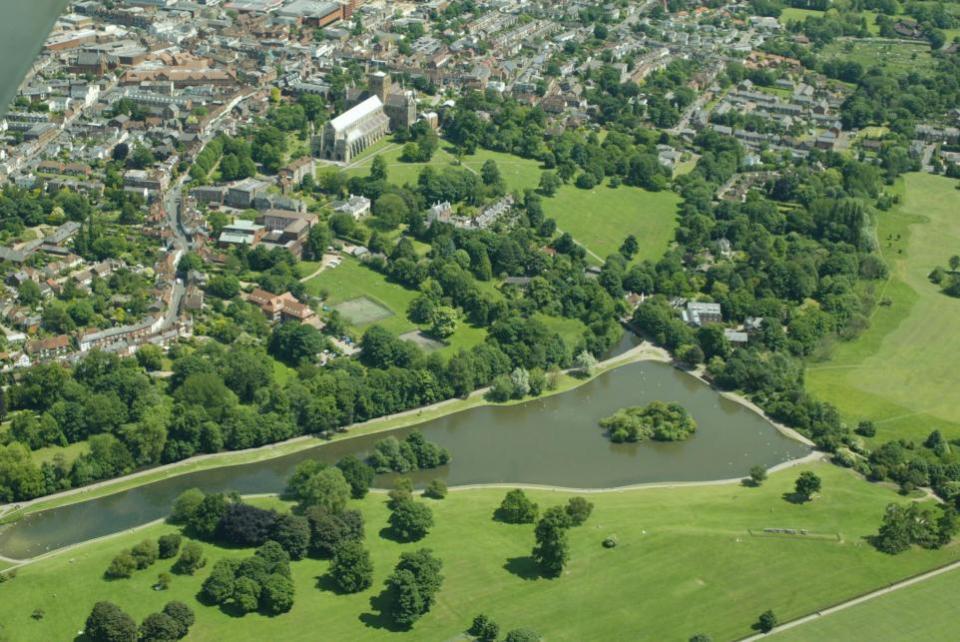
738;560;960;640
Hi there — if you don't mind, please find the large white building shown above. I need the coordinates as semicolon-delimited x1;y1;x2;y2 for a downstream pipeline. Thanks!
317;96;390;163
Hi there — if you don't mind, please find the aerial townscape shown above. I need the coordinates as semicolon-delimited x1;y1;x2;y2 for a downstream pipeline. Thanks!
0;0;959;640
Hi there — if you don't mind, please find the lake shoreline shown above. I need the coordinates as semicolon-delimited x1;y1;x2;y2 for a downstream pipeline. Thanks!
0;342;671;520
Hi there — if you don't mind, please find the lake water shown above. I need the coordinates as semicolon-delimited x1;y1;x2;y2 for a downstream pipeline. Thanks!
0;1;69;116
0;360;809;559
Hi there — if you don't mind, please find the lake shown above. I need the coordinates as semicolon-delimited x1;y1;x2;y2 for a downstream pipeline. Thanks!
0;360;810;559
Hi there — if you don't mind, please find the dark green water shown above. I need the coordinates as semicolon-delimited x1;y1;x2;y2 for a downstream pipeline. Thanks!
0;1;70;116
0;361;809;559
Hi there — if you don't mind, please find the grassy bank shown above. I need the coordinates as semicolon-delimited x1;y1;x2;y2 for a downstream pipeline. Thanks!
806;174;960;442
1;463;957;641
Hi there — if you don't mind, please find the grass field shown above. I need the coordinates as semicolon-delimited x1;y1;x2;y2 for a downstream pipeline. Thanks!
1;463;958;642
304;257;418;336
546;181;680;263
773;564;960;641
807;174;960;442
820;40;934;76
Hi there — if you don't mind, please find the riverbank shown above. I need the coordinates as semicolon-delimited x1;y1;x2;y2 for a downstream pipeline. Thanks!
0;342;671;520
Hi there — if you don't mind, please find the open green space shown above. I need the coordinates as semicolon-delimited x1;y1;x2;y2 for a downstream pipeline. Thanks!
545;181;680;263
1;463;957;641
773;565;960;641
304;256;418;336
820;40;934;76
807;174;960;443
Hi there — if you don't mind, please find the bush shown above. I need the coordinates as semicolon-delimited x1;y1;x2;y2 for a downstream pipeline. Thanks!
172;542;205;575
602;535;618;548
330;540;374;593
85;601;137;642
496;489;538;524
565;497;594;526
469;613;500;642
757;609;778;633
389;500;434;542
170;488;205;524
130;539;159;569
306;507;365;558
504;629;541;642
161;601;194;638
158;533;182;559
423;479;448;499
105;551;137;579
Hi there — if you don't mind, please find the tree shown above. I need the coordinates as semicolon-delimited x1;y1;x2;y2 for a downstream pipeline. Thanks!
217;502;278;547
269;513;311;560
261;572;295;615
538;171;561;196
105;551;137;579
620;235;639;259
387;549;444;626
757;609;778;633
794;471;822;502
17;280;41;306
200;559;237;604
330;540;374;593
748;465;767;487
689;635;713;642
370;155;388;181
130;539;159;569
389;499;434;541
305;507;365;557
574;350;598;375
497;489;539;524
296;466;350;513
504;629;541;642
139;613;180;642
173;542;205;575
950;255;960;272
337;455;375;499
423;479;447;499
84;601;137;642
156;572;171;590
373;193;409;229
429;306;458;339
158;533;182;559
565;497;594;526
170;488;205;524
161;601;194;639
469;613;500;642
233;576;262;613
533;506;571;577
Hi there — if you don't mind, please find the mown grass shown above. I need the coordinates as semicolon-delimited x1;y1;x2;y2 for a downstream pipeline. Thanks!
806;174;960;442
772;563;960;641
1;463;957;642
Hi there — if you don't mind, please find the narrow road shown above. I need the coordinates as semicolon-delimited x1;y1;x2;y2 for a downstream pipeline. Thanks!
738;560;960;640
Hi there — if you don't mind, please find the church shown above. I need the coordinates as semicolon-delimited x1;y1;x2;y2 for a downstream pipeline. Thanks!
316;95;390;163
315;71;418;163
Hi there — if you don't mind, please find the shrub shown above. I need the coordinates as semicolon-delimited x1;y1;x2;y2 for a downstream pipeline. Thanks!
423;479;448;499
172;542;205;575
158;533;182;559
104;551;137;579
496;489;538;524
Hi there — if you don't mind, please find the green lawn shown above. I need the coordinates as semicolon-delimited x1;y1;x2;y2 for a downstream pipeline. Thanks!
545;181;680;263
773;565;960;641
305;256;418;336
807;174;960;442
1;463;958;642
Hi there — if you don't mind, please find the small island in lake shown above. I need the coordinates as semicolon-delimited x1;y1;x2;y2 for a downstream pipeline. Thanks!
599;401;697;443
